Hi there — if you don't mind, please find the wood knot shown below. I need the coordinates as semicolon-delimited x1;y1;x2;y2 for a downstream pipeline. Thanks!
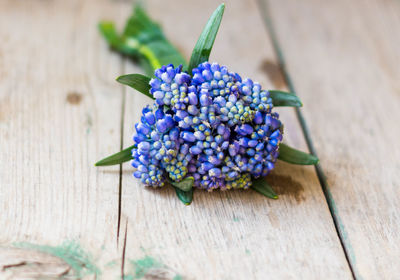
66;92;83;105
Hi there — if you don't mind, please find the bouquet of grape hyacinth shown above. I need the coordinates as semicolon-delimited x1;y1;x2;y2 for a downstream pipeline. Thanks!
96;4;318;205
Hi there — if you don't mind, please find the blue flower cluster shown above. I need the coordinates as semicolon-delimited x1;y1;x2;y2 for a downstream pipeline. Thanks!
131;62;283;190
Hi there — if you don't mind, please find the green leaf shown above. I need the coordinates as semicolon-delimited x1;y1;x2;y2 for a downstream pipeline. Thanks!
251;177;278;199
98;21;124;50
116;74;153;99
95;145;135;166
188;4;225;74
174;187;193;205
269;90;303;107
99;6;187;76
169;177;194;192
278;143;319;165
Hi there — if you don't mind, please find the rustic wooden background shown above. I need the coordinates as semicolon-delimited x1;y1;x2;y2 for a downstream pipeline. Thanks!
0;0;399;279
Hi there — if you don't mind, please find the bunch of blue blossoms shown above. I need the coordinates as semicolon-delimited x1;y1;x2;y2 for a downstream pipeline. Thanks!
131;62;283;191
97;3;318;203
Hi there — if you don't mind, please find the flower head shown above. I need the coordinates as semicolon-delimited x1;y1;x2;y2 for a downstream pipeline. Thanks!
131;106;167;187
132;105;188;187
132;62;283;191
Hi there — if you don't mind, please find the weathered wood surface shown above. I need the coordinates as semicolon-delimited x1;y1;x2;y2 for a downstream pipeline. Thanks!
265;0;400;279
1;0;398;279
120;0;351;279
0;0;130;278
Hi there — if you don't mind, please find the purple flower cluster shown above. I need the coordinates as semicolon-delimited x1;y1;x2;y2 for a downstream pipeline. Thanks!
131;63;283;190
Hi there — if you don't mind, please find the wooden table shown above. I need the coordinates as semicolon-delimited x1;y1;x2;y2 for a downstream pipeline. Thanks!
1;0;399;279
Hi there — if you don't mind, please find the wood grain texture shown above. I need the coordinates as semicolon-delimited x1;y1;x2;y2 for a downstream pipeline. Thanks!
120;0;352;279
0;247;71;279
265;0;400;278
0;0;131;278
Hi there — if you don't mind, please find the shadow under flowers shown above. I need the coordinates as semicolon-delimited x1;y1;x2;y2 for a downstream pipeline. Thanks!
118;159;320;207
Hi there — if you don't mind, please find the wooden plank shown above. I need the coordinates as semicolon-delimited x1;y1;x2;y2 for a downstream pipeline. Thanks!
0;0;131;278
120;0;352;279
265;0;400;278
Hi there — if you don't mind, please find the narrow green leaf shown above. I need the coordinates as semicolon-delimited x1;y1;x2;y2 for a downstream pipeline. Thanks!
116;74;153;99
278;143;319;165
174;188;193;205
269;90;303;107
95;145;135;166
188;4;225;73
251;177;278;199
169;177;194;192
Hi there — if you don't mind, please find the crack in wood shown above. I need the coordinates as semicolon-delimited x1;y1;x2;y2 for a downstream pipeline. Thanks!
2;261;27;271
117;58;127;246
0;247;72;278
121;221;128;280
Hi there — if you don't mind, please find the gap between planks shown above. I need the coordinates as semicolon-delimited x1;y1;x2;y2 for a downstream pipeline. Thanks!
117;59;127;246
257;0;357;278
117;48;129;278
120;220;128;280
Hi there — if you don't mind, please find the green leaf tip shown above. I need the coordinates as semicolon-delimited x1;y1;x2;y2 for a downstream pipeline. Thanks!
98;21;122;49
95;145;135;166
278;143;319;165
116;74;154;100
169;177;194;192
174;187;193;205
99;5;187;76
124;5;187;69
188;3;225;74
251;177;278;199
269;90;303;107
